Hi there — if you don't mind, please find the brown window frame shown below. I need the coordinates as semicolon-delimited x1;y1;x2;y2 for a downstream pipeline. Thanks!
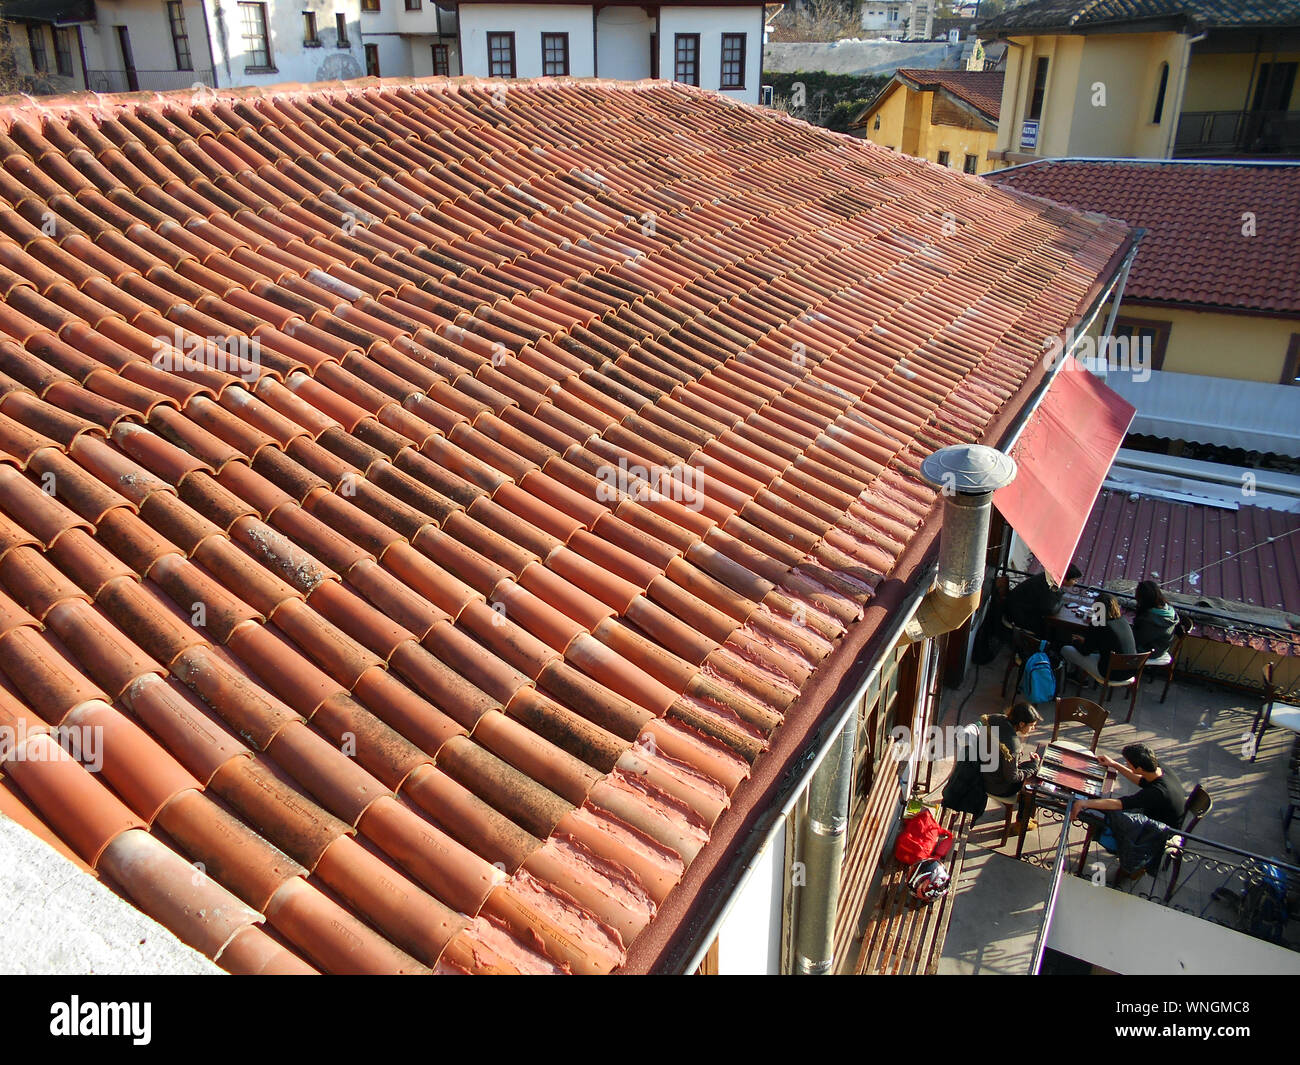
1283;334;1300;385
364;42;380;77
303;12;320;46
487;31;516;78
166;1;193;70
238;2;273;71
1028;55;1049;121
541;32;569;77
362;0;380;11
1112;316;1172;372
431;43;450;76
963;153;979;173
27;24;48;73
336;12;351;47
720;32;745;89
54;26;76;77
674;33;700;87
936;149;950;166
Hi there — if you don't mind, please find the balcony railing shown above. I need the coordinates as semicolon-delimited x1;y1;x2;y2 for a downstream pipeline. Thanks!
84;69;215;94
1175;108;1300;155
1130;829;1299;952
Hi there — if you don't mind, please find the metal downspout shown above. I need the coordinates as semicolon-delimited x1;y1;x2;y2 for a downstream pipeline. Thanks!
792;712;857;974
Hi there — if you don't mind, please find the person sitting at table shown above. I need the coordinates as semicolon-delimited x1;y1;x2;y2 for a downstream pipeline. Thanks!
1073;743;1186;881
1132;579;1179;656
1060;594;1137;684
980;700;1042;829
1002;563;1082;637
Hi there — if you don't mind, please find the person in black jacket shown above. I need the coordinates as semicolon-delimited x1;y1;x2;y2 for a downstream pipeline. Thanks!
1003;563;1082;637
1132;580;1179;657
980;701;1042;829
1062;594;1138;682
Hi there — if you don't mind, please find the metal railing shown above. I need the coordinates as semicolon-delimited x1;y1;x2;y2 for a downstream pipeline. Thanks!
1175;109;1300;155
84;69;215;94
1130;829;1299;951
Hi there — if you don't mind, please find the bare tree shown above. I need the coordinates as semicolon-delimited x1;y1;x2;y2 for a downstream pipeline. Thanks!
768;1;863;44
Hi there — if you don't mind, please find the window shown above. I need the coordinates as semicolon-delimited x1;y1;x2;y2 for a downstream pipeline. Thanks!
431;43;449;76
649;33;658;78
336;13;350;47
1282;335;1300;386
674;33;699;87
1027;56;1049;120
1152;61;1169;123
166;1;193;69
1253;61;1298;112
303;12;319;45
54;27;75;77
365;43;380;76
720;33;745;89
541;32;569;77
937;150;950;166
487;32;515;77
406;0;422;8
238;2;272;69
873;114;881;130
27;24;47;73
963;153;978;173
1111;317;1171;372
362;0;380;10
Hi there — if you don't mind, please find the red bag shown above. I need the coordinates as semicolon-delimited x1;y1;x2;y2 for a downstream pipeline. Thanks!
894;808;954;864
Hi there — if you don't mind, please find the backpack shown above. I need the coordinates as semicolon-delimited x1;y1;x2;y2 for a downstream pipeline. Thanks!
894;808;954;864
1239;864;1288;945
1020;640;1056;704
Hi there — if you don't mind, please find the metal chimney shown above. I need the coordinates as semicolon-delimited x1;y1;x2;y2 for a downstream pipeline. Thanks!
903;444;1016;643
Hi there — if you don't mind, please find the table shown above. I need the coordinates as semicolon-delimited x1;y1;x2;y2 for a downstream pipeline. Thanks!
1015;740;1117;874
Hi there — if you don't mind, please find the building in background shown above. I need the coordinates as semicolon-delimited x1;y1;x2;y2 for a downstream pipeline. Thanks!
852;67;1003;172
359;1;460;80
981;0;1300;164
0;0;369;92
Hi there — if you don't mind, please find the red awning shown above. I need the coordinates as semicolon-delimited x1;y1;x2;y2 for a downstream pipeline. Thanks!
994;362;1136;584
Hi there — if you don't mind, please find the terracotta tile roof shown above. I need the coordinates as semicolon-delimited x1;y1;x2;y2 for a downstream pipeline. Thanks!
987;160;1300;317
0;76;1131;974
984;0;1300;33
894;69;1004;121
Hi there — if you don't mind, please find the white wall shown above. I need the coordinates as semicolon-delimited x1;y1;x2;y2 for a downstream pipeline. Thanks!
360;1;460;78
75;0;213;90
204;0;366;87
714;819;787;974
657;5;764;104
458;3;595;79
595;5;655;80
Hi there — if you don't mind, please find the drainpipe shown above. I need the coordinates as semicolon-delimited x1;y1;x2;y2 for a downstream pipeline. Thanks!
790;444;1014;976
791;711;856;974
901;444;1018;644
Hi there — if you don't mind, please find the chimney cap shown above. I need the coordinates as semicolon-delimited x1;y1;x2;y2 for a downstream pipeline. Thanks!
920;443;1016;494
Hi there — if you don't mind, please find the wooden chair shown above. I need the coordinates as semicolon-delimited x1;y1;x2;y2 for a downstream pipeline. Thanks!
1160;784;1213;903
1051;697;1108;752
1073;651;1151;724
1249;660;1300;763
1144;618;1190;704
1001;627;1043;698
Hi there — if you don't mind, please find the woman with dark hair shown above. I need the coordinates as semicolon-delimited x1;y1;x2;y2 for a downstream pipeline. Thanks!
1133;580;1179;656
1061;594;1139;682
978;701;1043;829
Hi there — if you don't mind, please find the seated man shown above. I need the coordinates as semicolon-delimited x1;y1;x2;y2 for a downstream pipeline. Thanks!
1061;594;1137;683
1074;743;1186;880
1003;563;1081;638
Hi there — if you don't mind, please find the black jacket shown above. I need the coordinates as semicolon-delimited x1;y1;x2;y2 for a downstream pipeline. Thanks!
1084;617;1138;679
1003;572;1062;634
980;713;1035;799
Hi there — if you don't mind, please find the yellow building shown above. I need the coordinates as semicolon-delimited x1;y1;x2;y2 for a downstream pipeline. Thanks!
981;0;1300;164
852;68;1004;174
987;158;1300;464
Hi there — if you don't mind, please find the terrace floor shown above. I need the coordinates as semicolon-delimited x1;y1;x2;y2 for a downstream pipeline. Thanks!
925;643;1299;975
